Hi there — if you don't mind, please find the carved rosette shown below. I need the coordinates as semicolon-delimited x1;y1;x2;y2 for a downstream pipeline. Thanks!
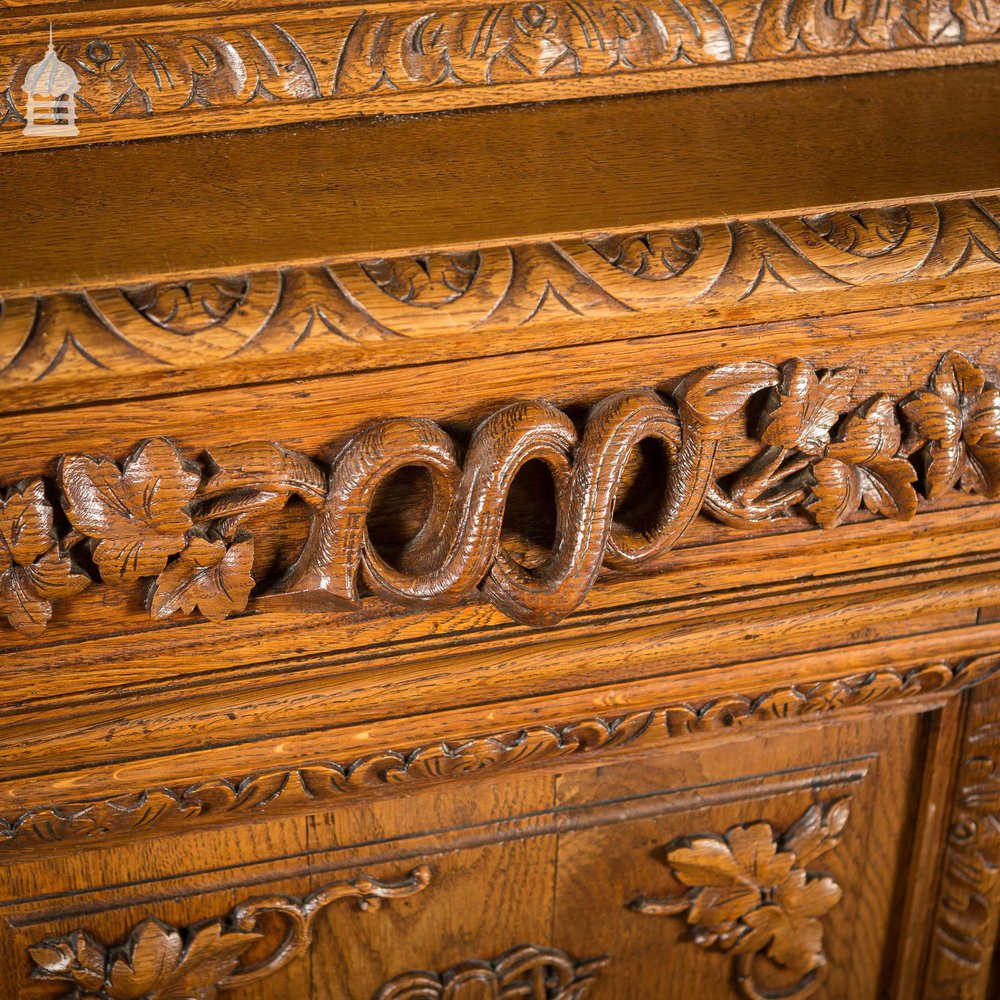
0;350;989;634
29;866;431;999
631;800;850;1000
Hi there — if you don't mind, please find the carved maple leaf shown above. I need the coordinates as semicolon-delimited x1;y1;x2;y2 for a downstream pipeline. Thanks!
104;918;259;1000
0;480;90;635
806;393;917;528
148;534;255;621
901;351;1000;498
59;439;201;582
758;360;856;455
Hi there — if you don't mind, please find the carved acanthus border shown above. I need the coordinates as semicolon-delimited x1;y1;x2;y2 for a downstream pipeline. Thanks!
1;1;996;142
3;656;995;853
2;199;999;387
630;799;850;1000
374;944;609;998
28;866;431;999
0;348;995;636
925;677;1000;998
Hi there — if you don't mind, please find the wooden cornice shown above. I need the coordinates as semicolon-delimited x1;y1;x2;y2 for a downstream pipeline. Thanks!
0;0;998;150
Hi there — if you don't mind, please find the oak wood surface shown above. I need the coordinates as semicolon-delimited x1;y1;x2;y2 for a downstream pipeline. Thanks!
2;65;1000;297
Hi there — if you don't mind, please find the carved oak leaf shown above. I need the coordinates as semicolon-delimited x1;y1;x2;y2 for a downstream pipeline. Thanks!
148;534;255;622
29;929;106;991
807;393;917;528
105;918;258;1000
901;351;1000;498
0;480;90;635
759;360;856;455
59;439;201;582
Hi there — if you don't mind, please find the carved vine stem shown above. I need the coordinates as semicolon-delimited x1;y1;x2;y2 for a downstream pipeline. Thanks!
0;350;995;634
630;800;850;1000
29;866;431;998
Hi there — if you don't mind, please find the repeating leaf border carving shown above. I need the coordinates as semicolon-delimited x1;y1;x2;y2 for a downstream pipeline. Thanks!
0;347;996;636
3;656;996;853
28;865;432;999
2;198;999;389
1;0;997;142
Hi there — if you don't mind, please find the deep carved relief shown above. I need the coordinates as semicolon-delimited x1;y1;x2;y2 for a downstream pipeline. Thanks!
3;657;994;852
2;199;999;386
1;2;996;137
374;943;609;999
631;800;850;1000
29;866;431;998
0;349;991;634
926;679;1000;998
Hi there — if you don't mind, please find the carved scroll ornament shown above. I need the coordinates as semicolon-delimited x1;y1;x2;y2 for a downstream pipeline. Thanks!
631;800;850;1000
28;866;431;998
0;349;995;635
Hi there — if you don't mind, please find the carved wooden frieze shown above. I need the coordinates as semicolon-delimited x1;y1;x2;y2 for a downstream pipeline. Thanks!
0;349;995;635
3;656;994;853
28;866;431;998
1;1;997;142
374;944;609;998
1;199;998;388
631;799;850;1000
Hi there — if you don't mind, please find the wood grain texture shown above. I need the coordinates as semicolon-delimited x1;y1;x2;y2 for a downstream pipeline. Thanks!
2;197;999;396
4;656;990;853
0;348;986;634
2;66;1000;298
1;0;999;149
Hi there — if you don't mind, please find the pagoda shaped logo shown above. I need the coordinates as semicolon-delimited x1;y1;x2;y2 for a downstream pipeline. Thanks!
22;27;80;137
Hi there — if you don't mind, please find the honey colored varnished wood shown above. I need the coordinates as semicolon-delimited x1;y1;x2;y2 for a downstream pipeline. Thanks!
2;27;1000;1000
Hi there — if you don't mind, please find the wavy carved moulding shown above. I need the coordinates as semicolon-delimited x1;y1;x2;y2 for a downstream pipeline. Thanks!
1;0;999;147
1;198;999;398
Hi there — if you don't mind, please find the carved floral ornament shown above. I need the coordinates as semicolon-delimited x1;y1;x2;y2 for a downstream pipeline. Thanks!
631;799;850;1000
29;866;432;999
1;0;997;136
0;350;996;635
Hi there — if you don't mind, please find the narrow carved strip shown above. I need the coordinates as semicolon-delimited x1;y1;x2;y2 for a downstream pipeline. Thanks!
1;2;996;142
925;677;1000;998
630;799;851;1000
374;943;609;998
28;866;431;999
3;657;993;852
2;199;999;386
0;348;990;635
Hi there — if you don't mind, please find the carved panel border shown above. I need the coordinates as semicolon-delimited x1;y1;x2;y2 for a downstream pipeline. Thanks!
1;1;998;146
1;198;998;391
2;656;995;853
0;348;995;636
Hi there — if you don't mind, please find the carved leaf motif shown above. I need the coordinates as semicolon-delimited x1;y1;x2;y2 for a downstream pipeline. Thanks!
807;393;917;527
202;442;327;510
148;534;255;622
103;918;256;999
60;439;201;581
674;362;779;425
29;929;107;991
902;351;1000;498
759;360;856;455
0;480;90;635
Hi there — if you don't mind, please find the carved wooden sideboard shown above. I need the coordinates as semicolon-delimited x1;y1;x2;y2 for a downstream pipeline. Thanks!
2;3;1000;997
